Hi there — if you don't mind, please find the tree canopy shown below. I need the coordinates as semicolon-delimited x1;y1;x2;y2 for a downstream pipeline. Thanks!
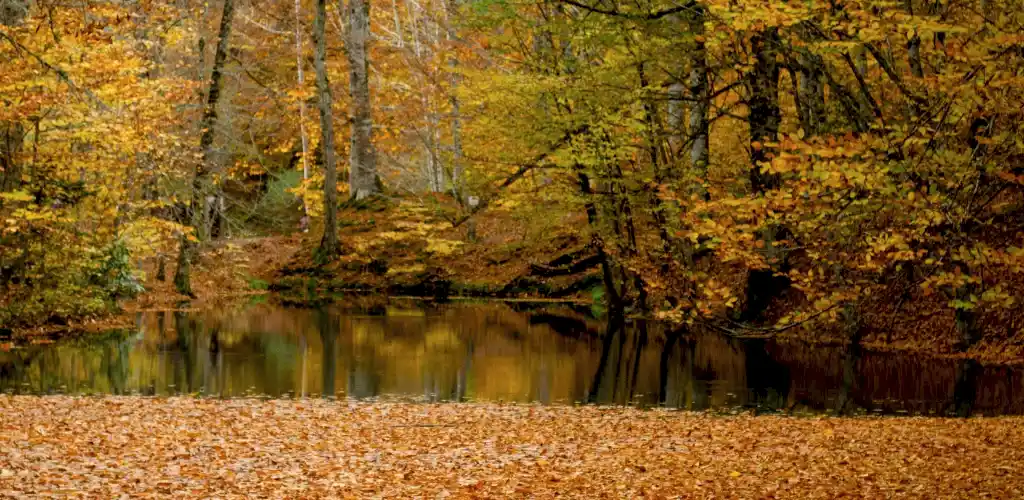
1;0;1022;352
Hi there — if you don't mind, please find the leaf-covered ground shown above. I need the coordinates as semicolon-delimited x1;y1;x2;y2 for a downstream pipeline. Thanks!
2;397;1023;498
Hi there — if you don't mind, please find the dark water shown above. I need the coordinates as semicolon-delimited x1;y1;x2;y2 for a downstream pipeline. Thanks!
1;301;1021;416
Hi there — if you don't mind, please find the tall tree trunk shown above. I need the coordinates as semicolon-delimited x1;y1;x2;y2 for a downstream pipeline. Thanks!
295;0;312;221
795;23;826;136
449;67;465;200
0;122;23;195
834;303;863;415
174;0;235;296
0;0;26;198
907;31;923;78
345;0;381;200
665;15;686;158
743;28;787;322
314;0;341;258
748;28;781;194
687;4;710;200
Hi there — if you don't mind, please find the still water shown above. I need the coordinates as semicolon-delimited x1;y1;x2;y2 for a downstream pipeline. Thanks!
2;300;1021;416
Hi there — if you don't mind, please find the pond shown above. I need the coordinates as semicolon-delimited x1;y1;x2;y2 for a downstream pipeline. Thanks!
2;300;1021;416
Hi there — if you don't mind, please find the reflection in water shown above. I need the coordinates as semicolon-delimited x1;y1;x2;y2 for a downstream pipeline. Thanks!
1;302;1022;416
952;359;979;417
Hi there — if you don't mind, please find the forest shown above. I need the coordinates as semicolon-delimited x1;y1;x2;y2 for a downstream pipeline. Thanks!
2;0;1023;358
3;0;1024;496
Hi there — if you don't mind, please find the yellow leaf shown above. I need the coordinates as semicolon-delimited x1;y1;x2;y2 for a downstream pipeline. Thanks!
0;190;33;202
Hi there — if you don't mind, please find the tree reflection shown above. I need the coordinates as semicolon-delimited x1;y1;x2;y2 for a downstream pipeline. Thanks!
315;309;337;398
588;312;627;404
952;359;980;417
0;304;1020;416
173;311;194;393
744;339;791;412
834;340;863;415
657;328;681;406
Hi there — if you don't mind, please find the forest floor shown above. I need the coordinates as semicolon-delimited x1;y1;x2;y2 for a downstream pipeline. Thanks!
2;396;1023;498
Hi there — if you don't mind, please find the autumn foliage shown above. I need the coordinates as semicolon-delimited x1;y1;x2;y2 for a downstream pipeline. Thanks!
1;0;1023;355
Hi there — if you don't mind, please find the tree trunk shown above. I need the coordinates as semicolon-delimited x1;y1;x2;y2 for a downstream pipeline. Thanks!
0;122;23;194
174;0;235;296
742;28;787;322
834;304;863;415
295;0;312;219
687;5;710;200
796;41;826;136
345;0;381;200
314;0;341;258
907;32;923;78
666;15;686;157
955;277;978;349
748;28;781;194
0;0;27;198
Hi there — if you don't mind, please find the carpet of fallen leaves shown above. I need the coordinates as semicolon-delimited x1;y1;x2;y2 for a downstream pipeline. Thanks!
2;398;1024;498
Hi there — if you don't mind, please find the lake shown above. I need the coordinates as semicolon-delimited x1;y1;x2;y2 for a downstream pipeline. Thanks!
2;300;1021;416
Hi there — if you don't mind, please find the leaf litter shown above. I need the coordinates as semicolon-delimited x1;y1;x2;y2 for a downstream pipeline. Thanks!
1;396;1023;498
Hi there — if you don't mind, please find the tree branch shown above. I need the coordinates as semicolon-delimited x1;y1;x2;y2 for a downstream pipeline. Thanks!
554;0;696;20
450;126;586;228
863;42;927;110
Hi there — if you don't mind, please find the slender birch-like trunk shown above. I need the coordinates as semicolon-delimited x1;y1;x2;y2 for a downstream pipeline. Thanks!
294;0;311;224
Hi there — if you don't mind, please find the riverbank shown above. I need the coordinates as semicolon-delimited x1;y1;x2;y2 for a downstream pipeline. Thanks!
5;199;1023;365
1;397;1022;498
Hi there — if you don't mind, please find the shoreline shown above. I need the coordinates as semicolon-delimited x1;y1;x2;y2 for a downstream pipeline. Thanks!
5;287;1024;366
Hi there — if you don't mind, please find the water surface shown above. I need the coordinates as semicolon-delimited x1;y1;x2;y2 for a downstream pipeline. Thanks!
2;301;1020;416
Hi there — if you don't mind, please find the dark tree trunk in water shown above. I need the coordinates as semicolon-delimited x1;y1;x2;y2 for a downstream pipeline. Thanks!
952;359;979;417
744;339;791;412
173;311;195;393
174;0;235;296
314;0;340;259
317;309;338;398
588;313;624;404
657;327;683;406
345;0;381;200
